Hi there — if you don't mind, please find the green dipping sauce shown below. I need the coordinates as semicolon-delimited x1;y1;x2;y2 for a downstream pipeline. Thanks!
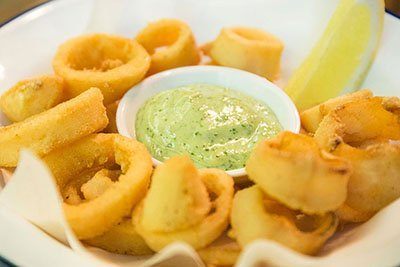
135;84;282;170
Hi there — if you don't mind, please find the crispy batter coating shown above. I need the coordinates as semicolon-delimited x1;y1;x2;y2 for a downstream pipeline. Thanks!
301;90;372;134
136;19;200;75
330;142;400;215
197;235;240;266
314;97;400;221
133;156;234;251
0;88;108;167
53;34;150;104
85;218;153;255
246;132;351;214
80;169;119;201
44;134;153;239
139;156;211;232
208;27;283;81
335;204;374;223
231;186;338;255
315;97;400;150
0;75;65;122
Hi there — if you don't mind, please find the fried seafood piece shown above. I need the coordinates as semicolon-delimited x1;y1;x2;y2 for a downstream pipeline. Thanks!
133;156;234;251
197;234;240;266
231;186;338;255
335;203;375;223
314;97;400;221
315;97;400;149
301;89;373;133
53;34;150;104
381;96;400;116
80;169;120;201
85;218;153;256
44;133;153;239
136;19;200;75
0;75;65;122
0;88;108;167
323;141;400;217
246;131;351;214
62;167;122;204
82;171;152;256
336;143;400;219
207;27;283;81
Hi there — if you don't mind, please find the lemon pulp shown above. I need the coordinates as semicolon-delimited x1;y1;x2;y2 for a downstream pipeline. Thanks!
285;0;383;111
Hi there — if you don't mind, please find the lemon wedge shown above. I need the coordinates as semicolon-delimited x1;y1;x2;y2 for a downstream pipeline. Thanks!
285;0;384;111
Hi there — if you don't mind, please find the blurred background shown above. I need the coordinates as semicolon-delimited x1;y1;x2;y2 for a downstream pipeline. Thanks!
386;0;400;16
0;0;400;25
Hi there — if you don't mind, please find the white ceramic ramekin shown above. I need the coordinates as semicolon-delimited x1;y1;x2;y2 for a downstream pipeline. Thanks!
117;65;300;177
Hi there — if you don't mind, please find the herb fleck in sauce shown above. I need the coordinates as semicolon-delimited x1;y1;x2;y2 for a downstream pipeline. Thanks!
135;84;282;170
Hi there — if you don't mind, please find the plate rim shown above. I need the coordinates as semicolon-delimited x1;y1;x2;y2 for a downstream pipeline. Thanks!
0;0;52;28
0;0;399;31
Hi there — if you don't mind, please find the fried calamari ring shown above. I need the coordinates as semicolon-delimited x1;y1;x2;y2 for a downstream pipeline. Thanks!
136;19;200;75
133;156;234;251
301;89;372;133
208;27;283;81
335;204;374;223
246;132;351;214
381;96;400;116
53;34;150;104
315;97;400;150
44;133;153;239
314;98;400;220
62;169;99;205
326;142;400;216
231;186;338;255
197;235;240;266
0;88;108;167
0;75;65;122
85;218;153;255
63;167;152;254
80;169;119;201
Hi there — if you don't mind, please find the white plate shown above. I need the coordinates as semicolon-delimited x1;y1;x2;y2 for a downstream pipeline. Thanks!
0;0;399;266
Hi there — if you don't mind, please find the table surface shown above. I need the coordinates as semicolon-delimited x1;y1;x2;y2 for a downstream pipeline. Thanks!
0;0;400;25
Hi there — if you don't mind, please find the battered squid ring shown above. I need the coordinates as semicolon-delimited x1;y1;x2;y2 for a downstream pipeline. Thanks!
0;75;65;122
136;19;200;75
246;131;351;214
53;34;150;104
334;143;400;214
314;97;400;150
0;88;108;167
335;204;375;223
65;168;152;255
85;218;153;255
208;27;283;81
231;186;338;255
301;89;373;134
314;97;400;220
133;156;234;251
43;133;153;239
197;235;240;266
